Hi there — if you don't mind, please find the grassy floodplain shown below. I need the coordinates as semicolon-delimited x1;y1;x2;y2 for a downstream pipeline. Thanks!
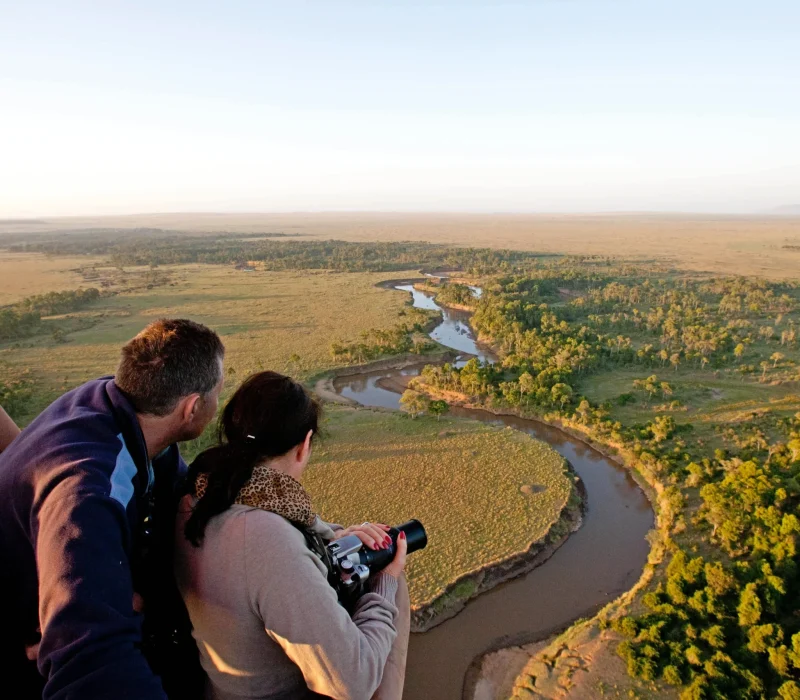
304;405;574;611
1;259;412;424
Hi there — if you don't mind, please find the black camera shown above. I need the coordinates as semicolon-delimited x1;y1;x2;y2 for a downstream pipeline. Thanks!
326;520;427;608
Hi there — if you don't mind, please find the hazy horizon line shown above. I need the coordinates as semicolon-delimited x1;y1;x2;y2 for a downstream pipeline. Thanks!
4;208;800;222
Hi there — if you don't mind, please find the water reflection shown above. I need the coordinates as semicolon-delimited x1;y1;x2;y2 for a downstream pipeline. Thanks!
395;284;496;363
335;367;420;410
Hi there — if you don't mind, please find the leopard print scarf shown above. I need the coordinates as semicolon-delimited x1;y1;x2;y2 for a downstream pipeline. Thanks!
195;463;317;527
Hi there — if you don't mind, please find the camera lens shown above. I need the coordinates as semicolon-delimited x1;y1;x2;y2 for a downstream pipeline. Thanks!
395;519;428;555
357;519;428;574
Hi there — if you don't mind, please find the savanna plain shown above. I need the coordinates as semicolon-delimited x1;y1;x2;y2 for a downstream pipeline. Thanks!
2;215;800;700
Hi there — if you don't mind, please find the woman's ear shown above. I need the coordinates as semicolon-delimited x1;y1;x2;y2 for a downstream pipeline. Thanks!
298;429;313;463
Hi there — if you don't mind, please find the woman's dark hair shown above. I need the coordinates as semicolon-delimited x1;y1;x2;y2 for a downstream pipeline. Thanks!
184;371;321;546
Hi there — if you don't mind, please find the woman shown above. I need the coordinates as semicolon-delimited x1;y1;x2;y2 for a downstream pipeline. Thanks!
174;371;410;700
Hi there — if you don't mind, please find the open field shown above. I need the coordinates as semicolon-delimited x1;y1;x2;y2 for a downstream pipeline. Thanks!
578;367;800;439
0;261;413;424
303;405;573;609
0;252;105;304
3;212;800;278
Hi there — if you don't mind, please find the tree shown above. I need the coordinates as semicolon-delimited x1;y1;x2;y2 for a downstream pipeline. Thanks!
551;383;573;409
734;343;745;360
633;375;659;402
518;371;535;395
400;390;429;419
428;399;449;421
771;352;785;368
738;583;762;627
778;681;800;700
650;415;676;443
670;353;681;372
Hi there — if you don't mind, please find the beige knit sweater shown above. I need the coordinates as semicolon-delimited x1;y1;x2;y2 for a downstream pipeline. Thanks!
174;496;399;700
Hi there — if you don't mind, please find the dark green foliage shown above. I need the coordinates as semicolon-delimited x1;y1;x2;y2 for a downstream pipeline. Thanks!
427;399;449;420
0;287;100;340
330;306;436;363
432;282;477;308
614;430;800;697
0;372;34;419
1;230;545;274
616;392;636;406
15;287;101;316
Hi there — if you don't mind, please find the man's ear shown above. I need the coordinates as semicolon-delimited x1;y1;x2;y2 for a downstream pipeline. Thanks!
180;394;202;423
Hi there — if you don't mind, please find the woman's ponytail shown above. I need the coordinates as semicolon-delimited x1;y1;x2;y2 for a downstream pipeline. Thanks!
183;371;321;546
184;443;262;546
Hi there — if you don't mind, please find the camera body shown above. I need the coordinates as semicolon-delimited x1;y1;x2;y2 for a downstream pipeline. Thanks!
326;519;427;609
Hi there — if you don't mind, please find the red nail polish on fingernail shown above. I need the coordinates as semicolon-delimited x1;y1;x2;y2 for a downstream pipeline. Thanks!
400;531;406;540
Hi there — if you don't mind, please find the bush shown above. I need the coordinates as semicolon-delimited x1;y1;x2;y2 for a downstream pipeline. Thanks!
616;392;636;406
663;665;683;686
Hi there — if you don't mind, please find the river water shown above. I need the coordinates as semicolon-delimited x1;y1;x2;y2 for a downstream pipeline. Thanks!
333;284;654;700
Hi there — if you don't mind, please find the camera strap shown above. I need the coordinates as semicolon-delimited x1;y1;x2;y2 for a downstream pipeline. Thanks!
291;522;340;590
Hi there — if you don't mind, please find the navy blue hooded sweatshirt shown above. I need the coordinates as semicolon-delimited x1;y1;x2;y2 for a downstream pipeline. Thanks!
0;377;186;699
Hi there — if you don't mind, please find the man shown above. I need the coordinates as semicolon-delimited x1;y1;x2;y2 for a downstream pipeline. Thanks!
0;318;225;699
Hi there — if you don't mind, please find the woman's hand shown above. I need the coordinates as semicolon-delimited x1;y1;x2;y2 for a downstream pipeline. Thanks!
333;522;392;550
383;531;407;579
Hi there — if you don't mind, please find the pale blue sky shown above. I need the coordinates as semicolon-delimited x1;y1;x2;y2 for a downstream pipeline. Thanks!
1;1;798;216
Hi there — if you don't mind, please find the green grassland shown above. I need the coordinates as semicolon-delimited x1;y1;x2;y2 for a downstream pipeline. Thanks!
578;367;800;440
1;261;413;424
303;405;573;609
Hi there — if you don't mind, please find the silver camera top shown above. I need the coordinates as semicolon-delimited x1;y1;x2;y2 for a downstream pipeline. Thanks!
328;534;363;560
328;535;371;588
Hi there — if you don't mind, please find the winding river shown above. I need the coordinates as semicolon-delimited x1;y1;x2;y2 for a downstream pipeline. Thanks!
333;283;654;700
